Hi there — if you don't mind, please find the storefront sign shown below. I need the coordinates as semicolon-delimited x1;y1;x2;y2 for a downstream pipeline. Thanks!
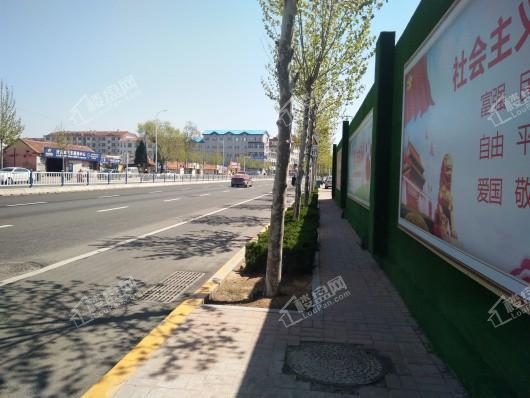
399;0;530;295
44;147;101;162
102;157;121;165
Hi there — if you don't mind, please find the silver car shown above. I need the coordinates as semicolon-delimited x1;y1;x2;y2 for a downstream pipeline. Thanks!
0;167;31;185
324;176;333;189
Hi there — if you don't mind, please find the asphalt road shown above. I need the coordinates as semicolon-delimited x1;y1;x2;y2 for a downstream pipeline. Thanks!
0;179;277;397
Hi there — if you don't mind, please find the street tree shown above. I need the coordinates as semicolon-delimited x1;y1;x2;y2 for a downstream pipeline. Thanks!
260;0;298;296
138;120;183;170
315;116;334;178
289;0;380;218
301;74;343;202
0;81;24;168
182;121;200;169
134;140;148;170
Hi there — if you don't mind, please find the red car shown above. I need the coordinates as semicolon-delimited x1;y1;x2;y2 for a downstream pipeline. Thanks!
231;173;253;188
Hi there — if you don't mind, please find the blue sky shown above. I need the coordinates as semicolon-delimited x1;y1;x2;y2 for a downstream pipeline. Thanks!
0;0;420;141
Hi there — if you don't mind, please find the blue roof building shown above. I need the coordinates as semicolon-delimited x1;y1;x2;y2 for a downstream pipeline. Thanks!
202;130;268;136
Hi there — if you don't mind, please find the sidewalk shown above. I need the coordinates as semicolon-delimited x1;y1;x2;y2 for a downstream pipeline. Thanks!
100;190;467;398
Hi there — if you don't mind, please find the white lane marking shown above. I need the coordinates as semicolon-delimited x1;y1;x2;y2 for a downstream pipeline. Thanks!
222;190;229;193
199;193;210;197
96;206;129;213
164;198;181;202
99;194;120;198
149;190;163;194
0;193;271;287
6;201;47;207
0;225;13;229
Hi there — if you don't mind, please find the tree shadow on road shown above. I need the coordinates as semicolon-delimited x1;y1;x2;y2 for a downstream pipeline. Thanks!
91;229;249;263
0;276;244;397
190;214;268;227
0;277;169;397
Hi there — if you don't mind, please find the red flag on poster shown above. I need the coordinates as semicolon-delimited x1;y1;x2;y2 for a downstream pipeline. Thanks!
404;56;435;126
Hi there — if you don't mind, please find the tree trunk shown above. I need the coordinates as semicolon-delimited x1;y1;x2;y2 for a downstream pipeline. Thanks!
293;92;311;219
303;107;316;206
310;145;315;193
265;0;297;298
0;139;3;169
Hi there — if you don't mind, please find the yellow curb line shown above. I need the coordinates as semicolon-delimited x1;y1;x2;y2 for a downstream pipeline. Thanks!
81;243;250;398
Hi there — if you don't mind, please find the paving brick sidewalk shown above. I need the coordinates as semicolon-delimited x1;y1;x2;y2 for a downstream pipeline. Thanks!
109;190;467;398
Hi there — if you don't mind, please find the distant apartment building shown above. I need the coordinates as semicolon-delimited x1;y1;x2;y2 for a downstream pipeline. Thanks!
268;137;278;169
201;130;269;164
43;130;155;163
44;130;135;157
268;136;300;174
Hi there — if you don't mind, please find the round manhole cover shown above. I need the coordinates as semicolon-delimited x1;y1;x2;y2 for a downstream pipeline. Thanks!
284;342;387;387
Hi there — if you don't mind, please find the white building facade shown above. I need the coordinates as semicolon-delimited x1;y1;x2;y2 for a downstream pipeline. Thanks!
267;136;300;174
201;130;269;164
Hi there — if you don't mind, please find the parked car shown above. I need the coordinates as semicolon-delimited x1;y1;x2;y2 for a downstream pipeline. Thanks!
324;176;333;189
0;167;31;185
231;173;253;188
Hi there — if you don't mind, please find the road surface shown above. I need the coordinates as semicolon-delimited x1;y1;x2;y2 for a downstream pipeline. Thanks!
0;179;276;397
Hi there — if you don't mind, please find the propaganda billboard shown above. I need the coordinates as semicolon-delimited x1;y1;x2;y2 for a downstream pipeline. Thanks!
336;148;342;191
348;111;373;207
399;0;530;295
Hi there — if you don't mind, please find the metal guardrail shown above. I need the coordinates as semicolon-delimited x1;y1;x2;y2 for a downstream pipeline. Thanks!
0;172;272;188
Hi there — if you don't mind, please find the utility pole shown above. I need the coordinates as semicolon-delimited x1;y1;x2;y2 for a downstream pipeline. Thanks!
155;121;158;173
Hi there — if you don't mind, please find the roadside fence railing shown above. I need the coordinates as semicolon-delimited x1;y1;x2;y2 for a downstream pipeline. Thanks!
0;171;272;188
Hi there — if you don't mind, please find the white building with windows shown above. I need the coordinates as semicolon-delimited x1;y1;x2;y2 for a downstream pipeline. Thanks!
201;130;269;164
268;136;300;174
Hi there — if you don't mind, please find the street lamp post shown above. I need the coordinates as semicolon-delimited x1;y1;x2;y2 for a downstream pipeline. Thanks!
222;137;225;174
154;109;167;173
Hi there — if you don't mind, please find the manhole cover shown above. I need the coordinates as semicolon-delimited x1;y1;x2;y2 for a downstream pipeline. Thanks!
140;271;204;303
0;262;44;282
284;342;388;388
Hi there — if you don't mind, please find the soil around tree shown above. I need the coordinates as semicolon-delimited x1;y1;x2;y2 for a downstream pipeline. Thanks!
207;262;312;310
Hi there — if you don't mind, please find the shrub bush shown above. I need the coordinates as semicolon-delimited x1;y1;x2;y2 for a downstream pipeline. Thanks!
245;191;319;275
